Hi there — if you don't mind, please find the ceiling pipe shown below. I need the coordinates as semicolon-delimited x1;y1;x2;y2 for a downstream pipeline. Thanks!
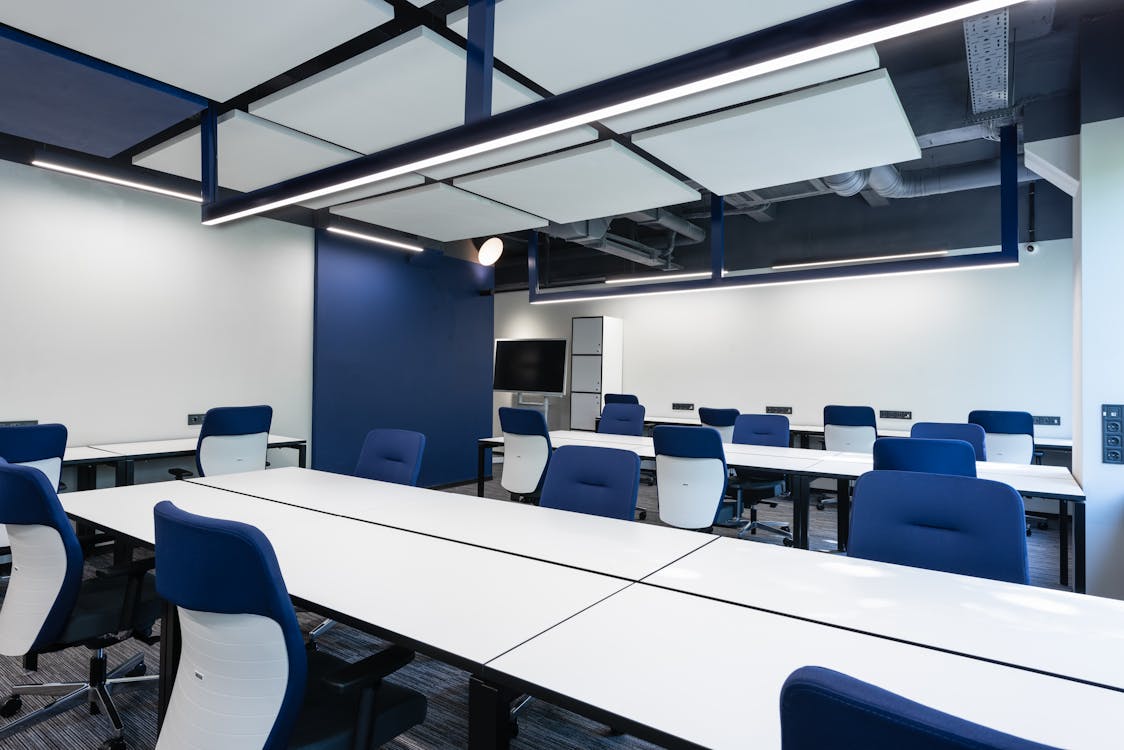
825;158;1038;200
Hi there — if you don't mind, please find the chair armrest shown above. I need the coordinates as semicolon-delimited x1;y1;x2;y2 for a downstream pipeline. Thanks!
168;468;194;481
322;646;415;695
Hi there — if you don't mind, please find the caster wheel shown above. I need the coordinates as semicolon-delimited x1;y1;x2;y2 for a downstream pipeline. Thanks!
126;663;146;678
637;509;647;521
1026;528;1033;537
99;738;127;750
783;538;794;547
816;502;825;511
0;696;22;718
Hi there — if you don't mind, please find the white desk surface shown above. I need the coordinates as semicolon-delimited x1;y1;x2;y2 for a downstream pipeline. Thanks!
91;434;305;457
61;481;626;667
488;584;1124;750
787;423;1073;449
62;446;121;462
647;537;1124;690
189;467;714;580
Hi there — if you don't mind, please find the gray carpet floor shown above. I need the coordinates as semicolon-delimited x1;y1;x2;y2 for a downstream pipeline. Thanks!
0;464;1076;748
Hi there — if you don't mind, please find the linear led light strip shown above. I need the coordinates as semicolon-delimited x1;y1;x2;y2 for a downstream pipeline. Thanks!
605;271;711;284
203;0;1031;226
326;226;424;252
531;262;1019;304
32;159;202;202
772;250;949;271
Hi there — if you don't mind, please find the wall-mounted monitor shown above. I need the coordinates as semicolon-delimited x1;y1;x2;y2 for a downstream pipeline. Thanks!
493;339;568;395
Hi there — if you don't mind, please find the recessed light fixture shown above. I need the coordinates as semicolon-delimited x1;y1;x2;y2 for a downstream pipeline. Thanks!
605;271;711;284
478;236;504;266
32;159;202;202
771;250;950;271
326;226;424;252
202;0;1032;226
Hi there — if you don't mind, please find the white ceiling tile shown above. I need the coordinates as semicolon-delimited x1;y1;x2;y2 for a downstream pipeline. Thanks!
602;47;879;133
132;110;361;194
419;126;600;180
300;174;428;210
330;183;547;242
448;0;851;93
250;26;538;155
0;0;394;102
632;69;921;196
453;141;699;224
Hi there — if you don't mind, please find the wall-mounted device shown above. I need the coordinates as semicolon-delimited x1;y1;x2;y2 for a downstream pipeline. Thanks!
1103;405;1123;464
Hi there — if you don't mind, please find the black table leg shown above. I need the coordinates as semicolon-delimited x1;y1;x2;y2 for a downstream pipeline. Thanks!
836;478;851;551
1074;502;1086;594
76;463;98;491
158;601;180;728
477;443;487;498
468;675;518;750
297;444;307;468
1059;499;1069;587
114;458;135;487
790;474;810;549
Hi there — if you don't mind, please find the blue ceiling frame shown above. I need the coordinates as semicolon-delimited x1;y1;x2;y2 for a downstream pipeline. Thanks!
201;0;1011;224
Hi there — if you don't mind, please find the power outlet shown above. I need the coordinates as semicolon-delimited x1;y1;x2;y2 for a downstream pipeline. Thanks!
766;406;793;415
1103;405;1123;464
880;410;912;420
187;413;206;426
1033;415;1062;426
0;419;38;428
672;403;695;411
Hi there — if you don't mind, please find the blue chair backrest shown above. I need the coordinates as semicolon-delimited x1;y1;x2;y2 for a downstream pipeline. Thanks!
824;405;877;428
732;414;790;448
849;471;1029;584
699;408;739;442
598;403;646;436
653;425;727;529
603;394;640;405
781;666;1058;750
873;437;977;477
911;422;987;461
355;428;426;486
539;445;640;521
498;407;550;441
196;405;273;477
0;423;68;490
0;462;84;655
968;410;1035;465
154;501;306;750
968;410;1034;437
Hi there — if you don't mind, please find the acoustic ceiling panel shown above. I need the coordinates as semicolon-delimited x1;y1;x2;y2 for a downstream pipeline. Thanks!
0;33;204;157
448;0;850;93
453;141;699;224
602;47;880;134
300;174;427;210
0;0;394;102
632;69;921;196
331;183;547;242
251;26;538;155
419;126;600;180
133;111;362;194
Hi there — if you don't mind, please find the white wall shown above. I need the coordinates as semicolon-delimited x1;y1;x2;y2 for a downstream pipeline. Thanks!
495;240;1073;436
0;160;313;482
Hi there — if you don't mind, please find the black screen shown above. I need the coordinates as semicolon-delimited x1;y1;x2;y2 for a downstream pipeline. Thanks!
493;339;567;393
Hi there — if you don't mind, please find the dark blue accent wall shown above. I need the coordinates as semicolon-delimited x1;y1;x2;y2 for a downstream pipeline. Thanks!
313;229;494;487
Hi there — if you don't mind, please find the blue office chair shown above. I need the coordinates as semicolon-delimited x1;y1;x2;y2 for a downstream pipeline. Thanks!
169;404;273;480
849;470;1029;584
911;422;987;461
698;408;739;443
780;666;1057;750
653;426;727;531
725;414;792;543
498;407;552;503
603;393;640;405
354;428;426;486
539;445;640;521
153;501;426;750
0;423;69;559
969;410;1049;535
0;462;160;749
872;437;978;477
818;405;878;510
598;403;646;436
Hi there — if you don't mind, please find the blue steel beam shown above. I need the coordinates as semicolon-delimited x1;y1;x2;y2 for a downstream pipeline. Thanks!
999;123;1018;260
200;106;218;206
464;0;496;125
710;194;725;280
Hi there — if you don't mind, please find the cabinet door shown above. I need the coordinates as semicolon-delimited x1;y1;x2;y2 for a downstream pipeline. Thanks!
571;355;603;393
570;392;602;431
572;317;604;355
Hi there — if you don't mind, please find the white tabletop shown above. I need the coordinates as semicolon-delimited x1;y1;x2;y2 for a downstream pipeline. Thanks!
647;537;1124;690
91;434;305;457
62;446;121;463
189;467;714;580
488;584;1124;750
61;481;627;666
788;423;1073;449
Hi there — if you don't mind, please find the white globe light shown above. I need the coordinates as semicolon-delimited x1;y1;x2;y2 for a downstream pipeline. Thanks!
478;236;504;266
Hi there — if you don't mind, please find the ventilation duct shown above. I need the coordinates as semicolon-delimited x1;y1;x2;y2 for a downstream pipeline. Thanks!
541;209;704;268
825;159;1037;200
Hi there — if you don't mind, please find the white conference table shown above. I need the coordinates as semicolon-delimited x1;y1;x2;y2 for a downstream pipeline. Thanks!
190;466;715;581
486;583;1124;750
60;480;630;732
477;430;1086;590
87;433;308;485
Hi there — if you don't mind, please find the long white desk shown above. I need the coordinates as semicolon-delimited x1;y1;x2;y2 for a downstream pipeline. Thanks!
189;467;714;580
485;584;1124;750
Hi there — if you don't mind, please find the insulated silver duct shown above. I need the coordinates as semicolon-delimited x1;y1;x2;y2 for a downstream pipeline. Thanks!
825;158;1038;200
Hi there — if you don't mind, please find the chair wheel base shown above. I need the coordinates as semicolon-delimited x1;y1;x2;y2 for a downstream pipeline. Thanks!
99;738;127;750
0;695;22;718
125;664;146;678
